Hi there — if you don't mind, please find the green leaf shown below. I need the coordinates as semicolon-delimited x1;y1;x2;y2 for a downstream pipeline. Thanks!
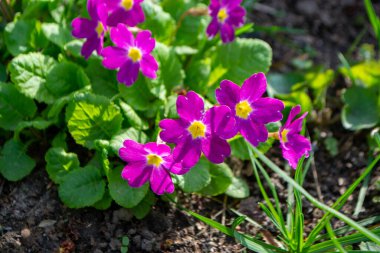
0;82;37;130
0;139;36;181
185;58;211;94
175;10;209;47
140;0;175;43
15;118;54;131
324;137;339;157
85;58;118;98
46;61;89;97
118;75;157;111
230;136;250;160
41;23;73;48
108;166;148;208
59;165;105;208
267;72;304;96
177;157;211;192
211;38;272;85
148;43;185;97
199;162;233;196
8;52;57;103
163;94;179;119
342;86;379;130
110;128;148;155
66;93;123;149
225;177;250;199
52;132;67;149
341;61;380;87
45;147;80;184
280;92;313;114
4;19;44;56
119;100;149;130
359;241;380;251
130;191;156;219
92;189;113;210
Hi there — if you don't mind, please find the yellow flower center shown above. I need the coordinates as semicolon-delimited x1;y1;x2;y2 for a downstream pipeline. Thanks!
188;121;206;139
235;101;253;119
95;21;104;38
146;154;163;167
217;8;228;23
128;47;142;62
281;129;289;143
121;0;134;10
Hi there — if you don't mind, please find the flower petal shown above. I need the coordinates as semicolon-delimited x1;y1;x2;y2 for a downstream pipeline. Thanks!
220;23;235;43
201;135;231;164
250;97;284;123
140;54;158;79
206;18;219;38
150;166;174;195
159;119;188;144
107;8;127;27
101;46;128;69
117;60;140;86
81;35;101;59
128;4;145;26
136;30;155;54
284;105;301;128
163;156;190;175
173;136;202;168
121;161;152;187
215;79;240;109
240;119;268;146
110;23;134;48
87;0;99;20
177;91;204;122
288;112;308;135
204;105;237;139
240;72;267;103
119;139;147;162
71;18;97;39
144;142;171;156
227;6;245;27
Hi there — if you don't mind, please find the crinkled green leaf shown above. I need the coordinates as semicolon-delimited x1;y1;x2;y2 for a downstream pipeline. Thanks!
8;52;57;103
92;189;113;210
46;61;89;97
342;86;380;130
0;139;36;181
199;162;233;196
130;191;156;219
0;82;37;130
41;23;73;48
108;166;148;208
110;128;148;155
45;147;80;184
4;19;45;56
177;157;211;192
140;0;175;43
225;177;250;199
212;38;272;85
86;58;118;98
59;165;105;208
185;58;211;94
15;118;55;131
119;100;149;130
66;93;123;149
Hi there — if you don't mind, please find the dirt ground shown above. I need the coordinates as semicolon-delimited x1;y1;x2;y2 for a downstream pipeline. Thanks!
1;1;380;252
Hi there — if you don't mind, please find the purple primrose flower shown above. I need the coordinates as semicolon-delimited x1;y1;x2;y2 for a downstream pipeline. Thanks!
119;140;186;195
101;23;158;86
216;73;284;147
159;91;237;168
206;0;246;43
106;0;145;27
279;105;312;169
71;0;108;59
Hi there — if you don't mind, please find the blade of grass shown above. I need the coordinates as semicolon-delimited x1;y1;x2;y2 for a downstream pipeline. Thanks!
249;145;380;246
364;0;380;49
338;53;357;86
325;222;348;253
304;154;380;249
294;158;305;252
353;171;372;218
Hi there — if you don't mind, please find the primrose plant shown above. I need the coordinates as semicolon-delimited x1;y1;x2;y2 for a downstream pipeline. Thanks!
1;0;380;251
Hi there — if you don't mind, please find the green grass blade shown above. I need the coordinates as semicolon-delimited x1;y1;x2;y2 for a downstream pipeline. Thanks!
353;172;371;217
338;53;356;86
364;0;380;49
325;222;348;253
308;228;380;253
250;145;380;246
304;154;380;249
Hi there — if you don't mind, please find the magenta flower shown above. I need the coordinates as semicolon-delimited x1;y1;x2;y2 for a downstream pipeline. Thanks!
71;0;108;59
101;23;158;86
119;140;186;195
106;0;145;27
159;91;237;168
216;73;284;147
279;105;312;169
206;0;246;43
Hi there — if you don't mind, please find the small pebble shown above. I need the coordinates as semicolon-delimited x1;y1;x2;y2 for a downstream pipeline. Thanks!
21;228;31;238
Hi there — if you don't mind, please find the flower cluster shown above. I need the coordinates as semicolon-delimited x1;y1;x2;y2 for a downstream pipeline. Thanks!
206;0;246;43
120;72;312;195
71;0;158;86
